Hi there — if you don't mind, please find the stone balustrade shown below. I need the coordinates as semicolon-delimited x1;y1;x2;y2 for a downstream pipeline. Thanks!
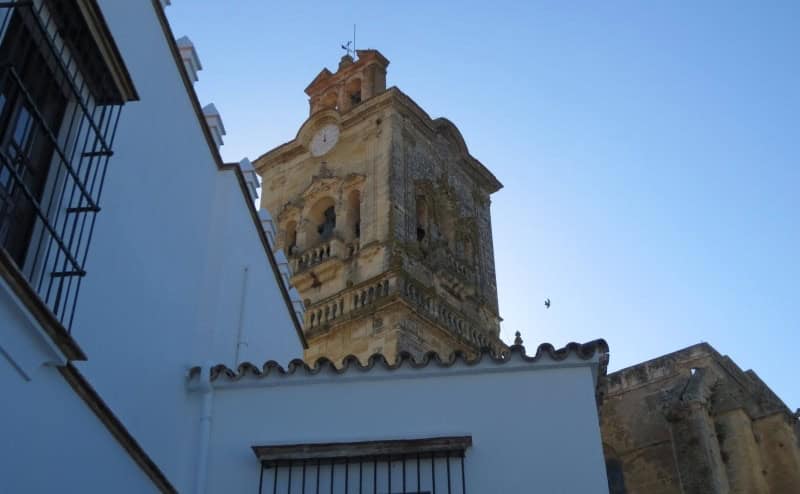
402;279;491;350
429;247;474;285
304;274;497;352
352;279;390;310
294;238;342;273
292;238;364;274
347;240;361;257
306;277;393;330
308;298;345;329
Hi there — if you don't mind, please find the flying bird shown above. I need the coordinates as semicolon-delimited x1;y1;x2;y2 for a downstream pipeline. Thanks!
544;298;551;309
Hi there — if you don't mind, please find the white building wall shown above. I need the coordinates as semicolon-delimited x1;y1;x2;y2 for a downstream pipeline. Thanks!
0;4;609;494
203;358;608;493
50;1;303;491
0;362;158;493
0;291;156;493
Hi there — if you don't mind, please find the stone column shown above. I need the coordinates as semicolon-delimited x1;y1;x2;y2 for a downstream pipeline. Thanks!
664;368;730;494
361;65;375;99
337;84;350;113
667;401;729;494
297;217;310;252
753;412;800;493
715;409;769;494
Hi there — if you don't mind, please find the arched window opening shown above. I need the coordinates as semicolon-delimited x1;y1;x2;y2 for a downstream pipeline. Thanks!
346;78;362;106
307;197;337;244
416;195;427;242
348;189;361;239
317;207;336;240
285;220;297;254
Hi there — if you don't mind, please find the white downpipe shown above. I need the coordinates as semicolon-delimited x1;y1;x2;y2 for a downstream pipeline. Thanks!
234;266;249;366
194;364;214;494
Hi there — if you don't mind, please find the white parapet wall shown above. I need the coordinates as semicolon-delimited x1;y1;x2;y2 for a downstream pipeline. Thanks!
190;341;610;493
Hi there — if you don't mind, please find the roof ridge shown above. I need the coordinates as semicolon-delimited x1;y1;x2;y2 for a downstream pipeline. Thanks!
190;340;609;382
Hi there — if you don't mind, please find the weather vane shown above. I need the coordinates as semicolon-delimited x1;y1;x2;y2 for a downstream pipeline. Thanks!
341;25;356;58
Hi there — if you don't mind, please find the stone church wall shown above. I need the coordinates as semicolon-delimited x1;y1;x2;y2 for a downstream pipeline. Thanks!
600;343;800;494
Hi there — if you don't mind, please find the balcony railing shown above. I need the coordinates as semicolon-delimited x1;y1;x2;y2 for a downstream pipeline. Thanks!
293;237;362;274
306;278;392;330
0;1;125;332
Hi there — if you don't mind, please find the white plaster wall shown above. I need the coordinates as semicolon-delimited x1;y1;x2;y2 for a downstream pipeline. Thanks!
0;358;156;493
48;1;303;491
206;177;304;368
205;362;608;493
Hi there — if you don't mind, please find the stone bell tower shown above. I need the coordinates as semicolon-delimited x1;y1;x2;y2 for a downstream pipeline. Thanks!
254;50;506;364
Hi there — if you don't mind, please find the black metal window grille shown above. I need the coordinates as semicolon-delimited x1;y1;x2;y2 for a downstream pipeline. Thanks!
254;437;470;494
0;1;124;332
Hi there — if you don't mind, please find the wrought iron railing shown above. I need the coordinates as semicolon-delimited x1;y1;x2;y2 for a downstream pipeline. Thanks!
255;437;471;494
0;1;124;332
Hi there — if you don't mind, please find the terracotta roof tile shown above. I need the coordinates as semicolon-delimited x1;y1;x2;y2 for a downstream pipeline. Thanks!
190;339;609;382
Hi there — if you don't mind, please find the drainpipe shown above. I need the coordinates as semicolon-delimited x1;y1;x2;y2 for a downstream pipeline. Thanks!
194;363;214;494
234;266;249;366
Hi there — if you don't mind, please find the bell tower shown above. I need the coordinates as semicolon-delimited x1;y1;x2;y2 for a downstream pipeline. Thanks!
254;50;506;364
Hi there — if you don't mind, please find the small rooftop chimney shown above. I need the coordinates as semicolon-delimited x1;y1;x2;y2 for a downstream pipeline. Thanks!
176;36;202;83
238;158;259;201
202;103;226;147
288;287;305;326
274;250;292;288
258;208;277;248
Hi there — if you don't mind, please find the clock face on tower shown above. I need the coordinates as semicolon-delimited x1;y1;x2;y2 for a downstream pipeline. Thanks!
310;124;340;157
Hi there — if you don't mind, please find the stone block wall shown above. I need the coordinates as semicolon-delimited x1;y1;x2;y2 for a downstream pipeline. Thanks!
600;343;800;494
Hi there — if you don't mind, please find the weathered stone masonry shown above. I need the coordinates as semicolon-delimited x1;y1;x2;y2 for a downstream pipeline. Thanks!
599;343;800;494
254;50;506;366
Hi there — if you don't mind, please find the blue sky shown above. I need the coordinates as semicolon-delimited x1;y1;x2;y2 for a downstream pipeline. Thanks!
166;1;799;409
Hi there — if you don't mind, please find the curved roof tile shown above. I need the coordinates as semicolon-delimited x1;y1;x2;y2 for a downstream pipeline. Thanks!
191;339;609;382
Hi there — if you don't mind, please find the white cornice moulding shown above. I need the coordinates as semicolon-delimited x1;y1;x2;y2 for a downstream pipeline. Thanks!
176;36;202;83
202;103;226;147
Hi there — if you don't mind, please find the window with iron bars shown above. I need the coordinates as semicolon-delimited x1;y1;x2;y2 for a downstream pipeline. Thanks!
0;0;127;332
253;436;471;494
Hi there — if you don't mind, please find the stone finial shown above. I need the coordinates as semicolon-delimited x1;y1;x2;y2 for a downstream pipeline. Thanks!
238;158;259;201
338;54;354;70
514;331;523;346
202;103;226;147
176;36;202;82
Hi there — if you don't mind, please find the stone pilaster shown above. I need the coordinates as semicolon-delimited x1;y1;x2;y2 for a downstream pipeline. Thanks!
715;409;769;494
753;412;800;493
